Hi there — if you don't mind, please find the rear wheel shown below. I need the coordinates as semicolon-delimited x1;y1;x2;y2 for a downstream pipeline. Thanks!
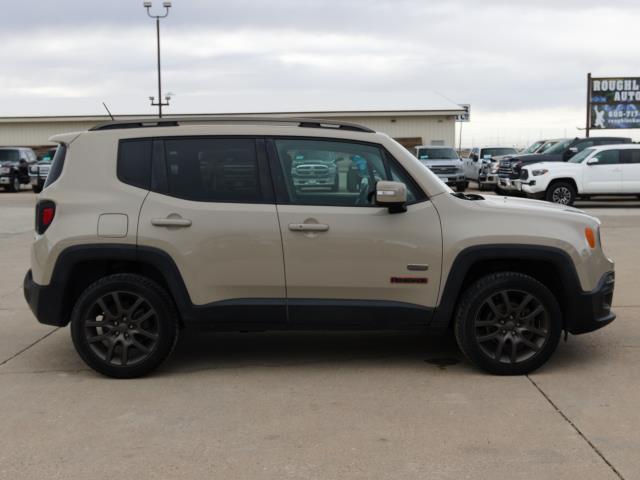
454;272;562;375
70;274;179;378
546;181;576;205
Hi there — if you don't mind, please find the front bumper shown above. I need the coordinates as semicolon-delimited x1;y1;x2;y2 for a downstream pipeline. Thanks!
436;174;466;186
478;173;499;185
0;175;10;185
566;271;616;335
497;176;520;191
23;270;68;326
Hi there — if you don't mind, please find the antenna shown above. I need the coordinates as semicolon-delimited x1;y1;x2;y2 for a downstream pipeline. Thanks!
102;102;115;121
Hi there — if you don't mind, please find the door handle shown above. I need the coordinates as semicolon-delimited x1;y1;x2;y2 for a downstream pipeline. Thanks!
151;217;192;227
288;223;329;232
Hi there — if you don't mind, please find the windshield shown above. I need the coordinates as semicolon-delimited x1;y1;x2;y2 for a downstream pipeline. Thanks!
568;147;595;164
480;148;518;159
521;141;544;154
416;147;458;160
543;139;572;155
537;141;559;153
0;149;19;162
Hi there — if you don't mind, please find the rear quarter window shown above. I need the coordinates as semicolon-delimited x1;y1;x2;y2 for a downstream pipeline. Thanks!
43;144;67;188
117;140;152;190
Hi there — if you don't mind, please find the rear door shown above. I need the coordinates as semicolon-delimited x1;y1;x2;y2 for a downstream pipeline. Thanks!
621;149;640;194
137;137;286;319
268;137;443;328
582;148;622;193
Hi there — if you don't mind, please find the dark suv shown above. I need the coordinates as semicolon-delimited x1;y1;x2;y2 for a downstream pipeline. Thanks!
0;147;37;192
497;136;632;191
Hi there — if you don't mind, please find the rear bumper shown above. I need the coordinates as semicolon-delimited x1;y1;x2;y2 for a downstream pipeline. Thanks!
566;271;616;335
23;270;68;327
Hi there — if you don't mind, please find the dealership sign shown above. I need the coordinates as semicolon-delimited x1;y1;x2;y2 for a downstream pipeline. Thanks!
589;76;640;129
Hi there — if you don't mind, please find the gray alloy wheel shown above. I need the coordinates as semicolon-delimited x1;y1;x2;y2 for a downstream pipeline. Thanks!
474;290;550;364
547;182;576;205
83;291;160;367
454;272;562;375
71;273;179;378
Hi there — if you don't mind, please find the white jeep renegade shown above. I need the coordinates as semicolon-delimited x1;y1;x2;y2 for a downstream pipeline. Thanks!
23;117;616;378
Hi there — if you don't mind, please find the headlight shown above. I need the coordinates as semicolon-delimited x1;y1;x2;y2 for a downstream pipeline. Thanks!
532;169;548;176
0;167;10;174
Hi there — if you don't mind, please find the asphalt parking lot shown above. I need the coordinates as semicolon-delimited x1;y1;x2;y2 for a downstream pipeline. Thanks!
1;188;639;480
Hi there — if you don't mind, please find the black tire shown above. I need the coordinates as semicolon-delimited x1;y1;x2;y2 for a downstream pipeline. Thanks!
456;182;467;193
70;273;179;378
546;181;576;205
7;175;20;193
454;272;562;375
32;184;43;194
477;181;486;191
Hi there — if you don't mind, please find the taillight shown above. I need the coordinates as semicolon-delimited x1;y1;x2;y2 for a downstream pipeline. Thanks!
35;200;56;234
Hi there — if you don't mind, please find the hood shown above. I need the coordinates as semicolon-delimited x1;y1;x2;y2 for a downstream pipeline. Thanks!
522;161;579;170
479;193;594;219
504;153;541;162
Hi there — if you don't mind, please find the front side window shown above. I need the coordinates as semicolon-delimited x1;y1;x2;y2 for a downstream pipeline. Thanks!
592;149;620;165
273;139;423;207
164;138;260;202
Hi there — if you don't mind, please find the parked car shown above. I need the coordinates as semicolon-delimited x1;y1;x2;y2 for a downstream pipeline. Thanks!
30;148;58;193
519;139;557;155
0;147;37;192
519;144;640;205
24;117;615;378
497;136;632;193
464;147;519;190
415;145;467;192
289;150;339;191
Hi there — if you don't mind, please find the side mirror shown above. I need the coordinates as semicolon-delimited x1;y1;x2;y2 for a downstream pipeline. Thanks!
471;154;478;162
375;180;407;214
586;158;599;165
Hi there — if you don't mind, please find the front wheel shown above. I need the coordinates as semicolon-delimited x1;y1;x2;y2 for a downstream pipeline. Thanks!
454;272;562;375
7;175;20;192
456;182;467;193
546;181;576;205
70;274;179;378
32;184;43;194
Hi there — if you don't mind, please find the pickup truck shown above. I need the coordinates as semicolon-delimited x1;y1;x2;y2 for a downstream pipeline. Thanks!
497;137;631;193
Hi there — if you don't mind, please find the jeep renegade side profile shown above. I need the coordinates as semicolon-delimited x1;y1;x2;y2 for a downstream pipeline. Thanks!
23;118;616;378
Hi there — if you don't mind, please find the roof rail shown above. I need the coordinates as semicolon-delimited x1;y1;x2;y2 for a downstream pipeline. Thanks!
89;116;375;133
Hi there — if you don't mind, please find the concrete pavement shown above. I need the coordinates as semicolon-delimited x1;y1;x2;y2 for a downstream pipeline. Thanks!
1;190;638;480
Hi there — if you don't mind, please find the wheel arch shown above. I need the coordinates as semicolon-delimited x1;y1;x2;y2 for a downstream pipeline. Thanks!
48;245;192;327
431;245;582;333
547;177;578;193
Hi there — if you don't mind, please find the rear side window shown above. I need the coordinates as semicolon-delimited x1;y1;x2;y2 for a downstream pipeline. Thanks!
44;144;67;188
118;140;152;189
624;149;640;164
164;138;260;202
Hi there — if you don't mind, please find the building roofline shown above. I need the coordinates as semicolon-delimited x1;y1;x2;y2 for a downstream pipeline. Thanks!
0;108;463;123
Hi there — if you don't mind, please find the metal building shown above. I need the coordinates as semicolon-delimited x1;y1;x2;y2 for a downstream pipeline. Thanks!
0;104;464;152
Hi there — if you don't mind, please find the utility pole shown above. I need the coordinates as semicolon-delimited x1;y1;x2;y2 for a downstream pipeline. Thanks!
144;2;172;118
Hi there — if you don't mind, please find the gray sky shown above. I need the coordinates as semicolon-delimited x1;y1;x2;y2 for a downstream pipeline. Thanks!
2;0;640;145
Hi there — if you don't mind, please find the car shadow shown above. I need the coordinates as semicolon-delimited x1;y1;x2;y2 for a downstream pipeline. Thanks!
161;329;466;375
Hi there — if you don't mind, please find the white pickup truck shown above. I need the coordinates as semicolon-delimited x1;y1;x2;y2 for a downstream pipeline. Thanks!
519;144;640;205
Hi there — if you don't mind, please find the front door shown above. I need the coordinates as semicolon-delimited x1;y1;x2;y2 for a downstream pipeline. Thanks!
582;148;622;194
137;137;286;319
268;138;443;327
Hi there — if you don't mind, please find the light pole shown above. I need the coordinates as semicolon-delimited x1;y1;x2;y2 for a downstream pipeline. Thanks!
144;1;172;118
